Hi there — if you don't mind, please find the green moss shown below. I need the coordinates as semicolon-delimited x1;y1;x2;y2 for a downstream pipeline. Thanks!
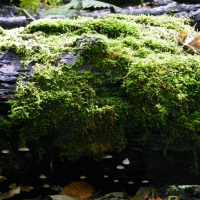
0;14;199;158
24;17;140;37
0;26;4;35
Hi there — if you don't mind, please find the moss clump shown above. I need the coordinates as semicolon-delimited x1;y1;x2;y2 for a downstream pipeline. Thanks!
0;14;199;159
0;26;4;35
123;53;200;151
24;17;140;37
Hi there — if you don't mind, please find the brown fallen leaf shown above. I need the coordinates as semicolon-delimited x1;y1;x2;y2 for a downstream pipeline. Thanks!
0;186;20;200
189;35;200;53
179;29;188;45
152;197;163;200
178;30;200;54
59;181;94;200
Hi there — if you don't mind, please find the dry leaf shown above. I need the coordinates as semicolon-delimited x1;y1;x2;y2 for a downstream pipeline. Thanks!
0;186;20;200
190;35;200;52
59;181;94;200
179;30;200;54
152;197;163;200
179;30;188;45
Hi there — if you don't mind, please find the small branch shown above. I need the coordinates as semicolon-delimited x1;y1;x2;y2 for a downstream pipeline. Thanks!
15;7;35;21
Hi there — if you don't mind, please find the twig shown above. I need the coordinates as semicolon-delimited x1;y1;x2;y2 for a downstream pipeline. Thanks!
15;7;35;21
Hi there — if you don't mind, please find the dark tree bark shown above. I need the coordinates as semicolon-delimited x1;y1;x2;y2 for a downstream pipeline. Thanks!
0;16;27;28
0;51;33;115
176;0;200;3
110;3;200;16
101;0;200;6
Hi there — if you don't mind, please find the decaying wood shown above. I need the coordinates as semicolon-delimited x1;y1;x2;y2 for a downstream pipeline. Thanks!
110;3;200;16
0;6;35;29
0;16;28;29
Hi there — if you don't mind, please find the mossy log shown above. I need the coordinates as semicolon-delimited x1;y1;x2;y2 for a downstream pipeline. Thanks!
0;14;200;163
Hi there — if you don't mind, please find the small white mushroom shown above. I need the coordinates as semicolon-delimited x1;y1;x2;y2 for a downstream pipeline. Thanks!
128;181;134;184
141;180;149;183
103;175;108;178
21;186;30;192
50;185;61;191
116;165;125;169
18;147;29;152
9;183;17;189
39;174;46;179
103;155;113;159
20;186;25;192
2;149;10;154
42;183;50;188
80;175;86;179
114;179;119;183
122;158;130;165
28;186;34;190
0;175;7;180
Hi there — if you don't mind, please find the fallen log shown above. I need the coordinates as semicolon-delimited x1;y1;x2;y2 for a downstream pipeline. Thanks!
176;0;200;3
110;2;200;15
1;2;200;29
0;7;35;29
153;0;174;7
0;16;28;29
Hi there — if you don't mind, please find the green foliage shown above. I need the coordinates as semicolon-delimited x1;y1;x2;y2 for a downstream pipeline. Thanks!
10;0;63;13
0;14;199;159
41;0;122;16
18;0;41;12
10;0;121;14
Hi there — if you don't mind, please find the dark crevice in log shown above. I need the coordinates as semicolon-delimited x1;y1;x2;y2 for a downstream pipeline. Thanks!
0;50;34;115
